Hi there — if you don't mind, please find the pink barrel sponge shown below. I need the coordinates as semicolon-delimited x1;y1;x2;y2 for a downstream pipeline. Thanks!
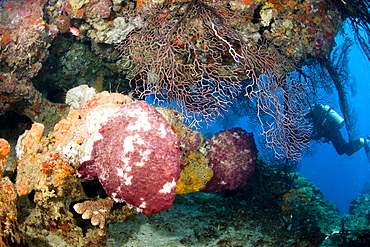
78;101;182;215
202;127;257;193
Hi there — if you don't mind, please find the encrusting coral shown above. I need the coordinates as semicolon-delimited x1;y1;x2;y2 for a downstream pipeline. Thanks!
11;85;208;244
0;138;9;175
8;85;258;245
12;87;137;245
15;122;46;196
0;138;23;246
155;106;215;194
176;150;214;194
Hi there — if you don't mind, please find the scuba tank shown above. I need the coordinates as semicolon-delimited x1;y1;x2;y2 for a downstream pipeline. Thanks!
312;104;345;129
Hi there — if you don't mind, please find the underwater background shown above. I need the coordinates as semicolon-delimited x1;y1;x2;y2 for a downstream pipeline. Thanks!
199;29;370;215
1;0;370;246
300;31;370;215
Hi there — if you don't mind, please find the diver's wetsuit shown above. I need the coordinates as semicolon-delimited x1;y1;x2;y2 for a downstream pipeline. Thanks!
322;127;362;156
308;104;364;156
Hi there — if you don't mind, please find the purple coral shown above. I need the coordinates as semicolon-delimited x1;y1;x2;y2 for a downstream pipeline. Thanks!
181;129;202;152
202;127;258;193
88;0;112;18
78;101;182;215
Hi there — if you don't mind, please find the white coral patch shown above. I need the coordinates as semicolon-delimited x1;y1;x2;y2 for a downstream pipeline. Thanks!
142;149;152;160
117;167;124;177
61;142;80;157
65;85;96;109
123;173;133;185
138;201;147;209
135;149;152;167
159;179;177;193
80;104;123;162
123;134;145;155
135;162;144;167
126;109;151;131
112;196;124;203
123;135;135;153
158;122;169;138
117;165;133;185
136;136;145;145
121;156;131;166
15;129;29;160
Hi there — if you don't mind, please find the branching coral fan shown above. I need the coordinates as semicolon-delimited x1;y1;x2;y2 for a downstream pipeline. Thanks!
117;0;341;160
116;0;275;122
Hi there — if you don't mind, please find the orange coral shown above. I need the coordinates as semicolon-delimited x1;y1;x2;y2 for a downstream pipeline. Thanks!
0;139;9;175
15;120;79;199
76;8;84;17
0;177;17;213
17;123;44;157
136;0;143;10
241;0;252;5
79;92;133;115
79;96;101;112
0;141;22;245
52;15;71;33
39;153;75;188
15;123;45;196
0;177;22;245
0;33;11;47
53;107;81;145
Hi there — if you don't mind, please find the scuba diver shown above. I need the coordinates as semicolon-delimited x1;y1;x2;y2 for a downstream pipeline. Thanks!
307;104;370;162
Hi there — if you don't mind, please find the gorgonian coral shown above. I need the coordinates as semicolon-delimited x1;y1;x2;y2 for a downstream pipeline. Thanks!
117;0;342;161
116;0;276;122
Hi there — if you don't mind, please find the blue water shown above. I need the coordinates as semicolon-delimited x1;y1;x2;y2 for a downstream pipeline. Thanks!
300;144;369;214
300;29;370;214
